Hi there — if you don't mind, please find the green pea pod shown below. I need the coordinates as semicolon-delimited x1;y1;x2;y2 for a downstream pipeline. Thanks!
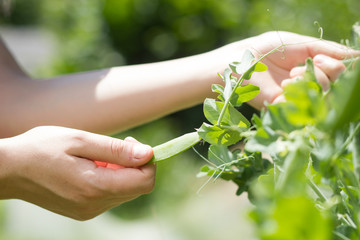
149;132;201;163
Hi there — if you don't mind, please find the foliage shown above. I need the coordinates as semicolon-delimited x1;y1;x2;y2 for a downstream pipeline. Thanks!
194;25;360;239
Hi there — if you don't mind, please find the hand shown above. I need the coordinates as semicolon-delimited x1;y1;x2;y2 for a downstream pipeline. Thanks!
0;126;155;220
243;31;358;109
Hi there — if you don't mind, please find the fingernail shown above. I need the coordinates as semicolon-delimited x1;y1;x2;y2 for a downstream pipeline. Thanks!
132;144;152;160
289;66;305;78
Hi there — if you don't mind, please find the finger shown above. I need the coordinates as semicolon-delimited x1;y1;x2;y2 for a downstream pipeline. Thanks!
281;78;302;88
313;54;346;81
289;66;306;78
72;132;153;167
96;137;143;169
308;39;360;60
314;67;330;91
289;65;330;91
95;163;156;196
94;137;145;169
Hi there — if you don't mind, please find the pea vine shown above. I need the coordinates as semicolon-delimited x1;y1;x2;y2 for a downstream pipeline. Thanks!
151;23;360;239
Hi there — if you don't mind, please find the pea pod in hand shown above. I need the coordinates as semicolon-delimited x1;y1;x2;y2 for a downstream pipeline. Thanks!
149;132;201;163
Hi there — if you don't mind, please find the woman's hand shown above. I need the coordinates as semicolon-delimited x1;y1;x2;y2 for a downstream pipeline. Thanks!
241;31;358;109
0;126;155;220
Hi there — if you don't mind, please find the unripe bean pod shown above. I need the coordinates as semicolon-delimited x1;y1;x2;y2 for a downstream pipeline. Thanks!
149;132;201;163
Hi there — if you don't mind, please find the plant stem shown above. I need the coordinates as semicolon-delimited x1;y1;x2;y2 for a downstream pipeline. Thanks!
306;178;327;202
333;231;352;240
333;121;360;161
216;44;286;126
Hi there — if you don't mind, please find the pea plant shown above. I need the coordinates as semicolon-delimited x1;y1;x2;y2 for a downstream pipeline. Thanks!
151;23;360;240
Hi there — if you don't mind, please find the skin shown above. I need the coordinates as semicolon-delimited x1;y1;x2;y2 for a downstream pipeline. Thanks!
0;31;355;220
0;127;155;220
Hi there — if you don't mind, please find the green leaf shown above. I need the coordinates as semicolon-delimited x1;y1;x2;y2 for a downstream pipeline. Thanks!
263;104;298;133
231;84;260;106
213;82;260;107
245;126;280;154
208;144;233;164
230;49;268;80
212;83;224;94
243;62;268;80
198;123;242;146
252;113;262;128
203;98;250;128
254;61;268;72
249;168;276;201
203;98;221;125
283;80;326;127
229;49;255;75
223;68;233;101
212;84;225;102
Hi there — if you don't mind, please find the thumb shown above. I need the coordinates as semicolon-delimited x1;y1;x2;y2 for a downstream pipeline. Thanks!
72;132;153;167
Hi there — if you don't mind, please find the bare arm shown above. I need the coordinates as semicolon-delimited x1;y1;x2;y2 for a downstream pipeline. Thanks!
0;37;253;137
0;32;356;137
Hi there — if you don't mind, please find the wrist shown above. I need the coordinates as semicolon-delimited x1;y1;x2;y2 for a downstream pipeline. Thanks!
0;136;19;199
207;36;256;75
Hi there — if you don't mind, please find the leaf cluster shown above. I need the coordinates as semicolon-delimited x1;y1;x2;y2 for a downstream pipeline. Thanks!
196;49;271;195
196;32;360;238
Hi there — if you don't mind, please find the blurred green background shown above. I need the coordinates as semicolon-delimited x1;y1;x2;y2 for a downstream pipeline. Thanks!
0;0;358;239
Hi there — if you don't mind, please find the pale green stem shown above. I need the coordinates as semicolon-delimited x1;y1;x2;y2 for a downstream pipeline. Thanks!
332;122;360;161
306;178;327;202
333;231;351;240
216;44;286;126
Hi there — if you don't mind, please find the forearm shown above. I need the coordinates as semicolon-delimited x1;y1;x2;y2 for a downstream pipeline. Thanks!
0;38;253;137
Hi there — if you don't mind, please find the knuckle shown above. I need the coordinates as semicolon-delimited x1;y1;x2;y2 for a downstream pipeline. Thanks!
70;131;88;145
110;138;128;159
60;130;89;153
